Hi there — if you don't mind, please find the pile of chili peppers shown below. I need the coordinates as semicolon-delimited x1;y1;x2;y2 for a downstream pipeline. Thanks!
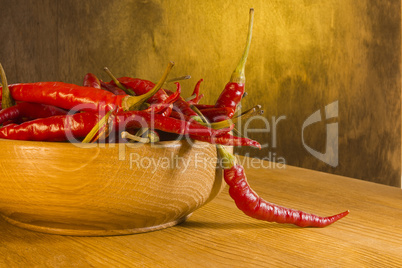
0;8;348;227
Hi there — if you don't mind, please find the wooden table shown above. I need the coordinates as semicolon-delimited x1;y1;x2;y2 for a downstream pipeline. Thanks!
1;160;402;267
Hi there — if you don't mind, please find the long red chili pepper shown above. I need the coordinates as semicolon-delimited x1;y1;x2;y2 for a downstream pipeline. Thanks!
83;73;101;89
0;102;67;125
0;108;232;141
214;8;254;115
0;112;97;141
118;111;233;137
7;82;128;112
218;146;349;227
4;62;174;113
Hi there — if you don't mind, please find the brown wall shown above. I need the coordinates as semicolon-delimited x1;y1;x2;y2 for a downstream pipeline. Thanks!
0;0;400;186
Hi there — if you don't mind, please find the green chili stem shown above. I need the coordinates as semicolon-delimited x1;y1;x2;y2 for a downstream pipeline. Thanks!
82;110;114;143
121;131;150;143
104;67;136;95
166;75;191;83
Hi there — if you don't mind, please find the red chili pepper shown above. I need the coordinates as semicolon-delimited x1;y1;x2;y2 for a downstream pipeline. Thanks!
214;9;254;114
117;111;233;137
0;102;67;125
7;82;127;112
0;108;232;141
4;62;174;113
223;163;349;227
186;79;204;105
169;110;193;121
159;104;173;118
100;80;127;95
0;112;97;141
83;73;101;89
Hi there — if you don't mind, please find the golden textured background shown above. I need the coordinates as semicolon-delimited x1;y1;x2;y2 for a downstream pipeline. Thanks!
0;0;400;186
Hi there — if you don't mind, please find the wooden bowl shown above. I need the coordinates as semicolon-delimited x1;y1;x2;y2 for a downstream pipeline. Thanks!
0;139;228;236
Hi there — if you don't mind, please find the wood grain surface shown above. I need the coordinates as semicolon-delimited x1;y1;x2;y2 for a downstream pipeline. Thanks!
0;0;400;186
0;139;227;236
0;157;401;267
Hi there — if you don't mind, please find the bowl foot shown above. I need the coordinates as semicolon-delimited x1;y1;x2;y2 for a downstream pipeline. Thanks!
1;214;191;236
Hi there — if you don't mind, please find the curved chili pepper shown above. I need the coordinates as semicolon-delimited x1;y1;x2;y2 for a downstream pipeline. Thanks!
223;163;349;227
100;80;126;95
214;9;254;113
187;79;204;105
83;73;101;89
0;102;67;125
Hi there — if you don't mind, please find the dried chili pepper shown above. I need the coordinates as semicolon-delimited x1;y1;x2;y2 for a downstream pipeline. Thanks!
0;112;98;141
118;111;233;137
0;108;232;141
5;62;174;112
0;102;67;125
191;96;349;228
220;154;349;227
186;79;204;105
214;8;254;115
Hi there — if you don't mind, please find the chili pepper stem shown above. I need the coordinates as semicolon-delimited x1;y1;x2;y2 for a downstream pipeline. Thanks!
121;131;150;143
104;67;135;95
217;145;237;169
122;62;175;111
166;75;191;83
82;110;114;143
0;63;15;109
230;8;254;84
